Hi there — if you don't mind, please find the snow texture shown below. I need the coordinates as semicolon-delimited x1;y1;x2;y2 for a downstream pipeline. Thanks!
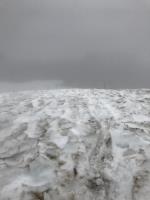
0;89;150;200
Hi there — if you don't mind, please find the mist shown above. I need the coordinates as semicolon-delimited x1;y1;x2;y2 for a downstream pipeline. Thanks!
0;0;150;90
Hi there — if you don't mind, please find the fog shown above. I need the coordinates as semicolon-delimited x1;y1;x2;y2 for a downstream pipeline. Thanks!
0;0;150;90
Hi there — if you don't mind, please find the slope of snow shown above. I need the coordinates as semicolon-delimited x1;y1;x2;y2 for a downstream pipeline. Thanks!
0;89;150;200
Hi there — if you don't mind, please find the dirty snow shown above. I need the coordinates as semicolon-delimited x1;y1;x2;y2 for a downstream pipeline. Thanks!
0;89;150;199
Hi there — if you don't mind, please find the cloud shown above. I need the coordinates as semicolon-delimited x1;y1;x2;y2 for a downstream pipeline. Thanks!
0;0;150;88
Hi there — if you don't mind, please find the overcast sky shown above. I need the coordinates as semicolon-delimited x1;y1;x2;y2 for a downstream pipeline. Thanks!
0;0;150;89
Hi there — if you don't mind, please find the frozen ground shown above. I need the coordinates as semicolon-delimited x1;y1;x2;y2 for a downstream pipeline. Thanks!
0;89;150;199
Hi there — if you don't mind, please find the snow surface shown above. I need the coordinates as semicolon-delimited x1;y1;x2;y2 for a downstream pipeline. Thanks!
0;89;150;199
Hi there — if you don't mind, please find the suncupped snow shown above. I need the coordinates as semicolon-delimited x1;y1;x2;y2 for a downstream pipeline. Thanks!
0;89;150;200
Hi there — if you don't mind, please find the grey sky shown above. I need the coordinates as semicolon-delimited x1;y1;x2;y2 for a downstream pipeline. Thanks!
0;0;150;88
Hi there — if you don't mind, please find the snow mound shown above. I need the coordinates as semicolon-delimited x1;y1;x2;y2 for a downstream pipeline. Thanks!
0;89;150;200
